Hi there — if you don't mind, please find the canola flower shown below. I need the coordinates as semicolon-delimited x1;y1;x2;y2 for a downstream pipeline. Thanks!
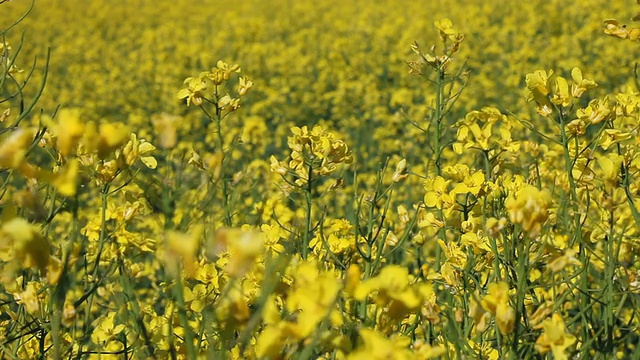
1;0;640;359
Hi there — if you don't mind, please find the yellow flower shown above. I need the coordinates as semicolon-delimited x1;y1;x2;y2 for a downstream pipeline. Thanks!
0;217;50;272
218;93;240;111
52;159;79;197
347;329;413;360
208;227;264;278
408;42;438;73
53;109;86;156
310;231;351;256
424;176;451;208
183;283;208;312
194;261;220;289
15;282;42;315
177;74;208;106
576;98;612;125
120;133;157;169
255;323;288;359
525;70;553;97
345;264;362;297
615;89;640;116
461;231;491;254
188;149;205;170
95;159;119;185
392;158;409;183
62;300;77;328
353;265;423;318
92;122;131;159
1;42;23;75
78;127;117;166
524;70;555;116
481;282;515;335
433;18;464;54
534;313;576;360
551;76;572;107
309;218;355;257
0;128;35;169
603;19;640;41
438;239;467;268
546;248;581;273
91;312;126;345
596;154;623;191
260;224;286;254
439;262;461;288
453;170;485;196
285;260;341;338
206;152;224;181
151;113;181;149
269;155;288;175
214;60;241;81
469;297;491;332
278;125;352;183
0;108;10;123
434;18;457;40
237;76;253;96
505;184;552;237
599;129;632;150
163;229;200;277
494;301;516;335
570;67;597;98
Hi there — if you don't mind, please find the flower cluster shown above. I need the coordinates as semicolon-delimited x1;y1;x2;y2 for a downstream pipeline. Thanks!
3;1;640;359
177;60;252;110
270;125;352;186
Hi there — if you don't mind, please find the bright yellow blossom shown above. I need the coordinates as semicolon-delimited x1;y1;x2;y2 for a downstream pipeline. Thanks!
505;184;552;237
119;133;157;168
353;265;424;318
534;313;576;360
481;282;515;334
347;329;413;360
177;74;208;106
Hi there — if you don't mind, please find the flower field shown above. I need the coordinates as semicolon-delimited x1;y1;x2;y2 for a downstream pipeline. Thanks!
2;0;640;358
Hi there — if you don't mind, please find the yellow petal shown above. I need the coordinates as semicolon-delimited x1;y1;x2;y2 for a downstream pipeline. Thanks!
140;155;157;169
53;159;79;197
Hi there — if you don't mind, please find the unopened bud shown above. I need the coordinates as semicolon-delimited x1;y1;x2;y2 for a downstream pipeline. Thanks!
392;158;409;183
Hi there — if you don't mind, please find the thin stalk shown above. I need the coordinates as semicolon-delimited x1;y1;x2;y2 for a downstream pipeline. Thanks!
90;186;110;275
117;260;157;359
77;186;110;359
556;107;590;351
173;273;197;360
303;163;313;259
199;91;232;226
49;195;78;360
510;234;529;359
604;209;616;352
215;86;232;226
433;66;445;176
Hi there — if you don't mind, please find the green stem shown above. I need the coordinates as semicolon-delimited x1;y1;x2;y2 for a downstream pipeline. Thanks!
434;66;445;176
173;273;197;359
557;107;590;353
215;86;232;227
118;260;157;359
91;186;110;276
49;194;77;360
557;110;582;246
215;115;232;227
604;207;616;351
78;186;109;358
510;234;529;359
303;163;313;259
